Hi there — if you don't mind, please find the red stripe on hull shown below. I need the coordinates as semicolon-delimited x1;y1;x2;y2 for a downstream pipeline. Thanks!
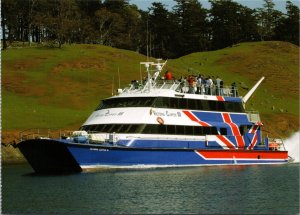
235;135;245;149
248;134;258;150
196;150;288;160
249;125;258;134
216;96;225;101
217;135;236;149
183;110;210;126
222;113;231;123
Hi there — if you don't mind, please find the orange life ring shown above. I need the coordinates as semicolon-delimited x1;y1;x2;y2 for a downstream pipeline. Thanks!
157;117;164;125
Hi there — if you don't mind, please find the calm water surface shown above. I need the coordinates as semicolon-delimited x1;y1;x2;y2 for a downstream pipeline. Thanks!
2;163;299;214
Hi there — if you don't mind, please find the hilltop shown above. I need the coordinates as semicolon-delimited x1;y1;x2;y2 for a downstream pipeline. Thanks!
2;41;299;149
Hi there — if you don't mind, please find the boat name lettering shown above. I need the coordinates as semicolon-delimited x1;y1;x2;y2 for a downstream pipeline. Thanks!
96;111;124;117
153;110;181;117
90;148;109;152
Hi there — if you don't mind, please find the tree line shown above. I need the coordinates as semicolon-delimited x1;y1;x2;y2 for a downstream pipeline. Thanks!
1;0;299;58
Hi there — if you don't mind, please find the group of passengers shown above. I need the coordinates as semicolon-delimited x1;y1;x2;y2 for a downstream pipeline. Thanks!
181;74;225;96
164;71;227;96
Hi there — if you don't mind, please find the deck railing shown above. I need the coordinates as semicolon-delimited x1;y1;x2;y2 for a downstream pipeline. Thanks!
19;129;74;141
123;80;239;97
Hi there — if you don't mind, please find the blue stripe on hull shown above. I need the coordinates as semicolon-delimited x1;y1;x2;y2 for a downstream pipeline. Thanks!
66;144;287;168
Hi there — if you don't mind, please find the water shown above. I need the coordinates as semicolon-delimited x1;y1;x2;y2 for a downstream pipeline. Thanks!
2;163;299;214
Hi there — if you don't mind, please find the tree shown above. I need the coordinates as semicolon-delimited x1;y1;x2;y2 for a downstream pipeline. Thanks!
274;1;299;45
256;0;282;41
94;8;120;45
1;0;17;49
35;0;80;47
121;4;141;50
173;0;209;55
147;2;174;58
210;0;260;49
210;0;242;49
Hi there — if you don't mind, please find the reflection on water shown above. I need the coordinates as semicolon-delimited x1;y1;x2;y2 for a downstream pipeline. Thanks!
2;163;299;214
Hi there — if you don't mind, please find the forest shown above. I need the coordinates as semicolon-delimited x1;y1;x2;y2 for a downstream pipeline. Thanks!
1;0;299;58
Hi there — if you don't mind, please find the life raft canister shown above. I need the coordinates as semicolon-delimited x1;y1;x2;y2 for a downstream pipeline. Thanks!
269;142;280;150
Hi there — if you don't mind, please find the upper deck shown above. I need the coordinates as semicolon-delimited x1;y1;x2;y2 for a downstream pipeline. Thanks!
121;79;239;98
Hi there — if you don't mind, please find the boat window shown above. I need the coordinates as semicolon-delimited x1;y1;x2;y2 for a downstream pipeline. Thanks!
201;100;210;110
115;124;125;133
211;127;218;135
203;127;210;135
81;124;227;136
106;124;115;133
217;101;225;111
176;125;185;135
208;100;217;110
185;126;194;135
220;128;227;135
88;125;97;131
153;97;169;108
169;98;178;109
188;99;198;110
95;102;104;110
96;96;244;113
158;124;167;134
128;124;139;133
145;98;154;106
224;102;244;112
96;97;156;110
194;126;203;135
99;124;107;132
167;125;176;134
178;98;188;109
239;125;248;135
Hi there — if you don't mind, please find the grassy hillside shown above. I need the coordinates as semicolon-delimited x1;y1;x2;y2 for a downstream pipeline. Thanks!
2;41;299;138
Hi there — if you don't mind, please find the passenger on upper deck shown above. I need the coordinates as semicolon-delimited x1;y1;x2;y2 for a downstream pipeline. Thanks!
164;70;172;80
187;75;196;94
216;76;222;95
196;74;202;94
205;76;213;95
231;82;238;97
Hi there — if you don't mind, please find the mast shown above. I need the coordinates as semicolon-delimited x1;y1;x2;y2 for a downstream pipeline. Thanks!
140;59;167;92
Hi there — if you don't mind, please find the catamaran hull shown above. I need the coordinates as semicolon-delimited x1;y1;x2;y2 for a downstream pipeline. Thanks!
18;139;288;173
17;139;82;173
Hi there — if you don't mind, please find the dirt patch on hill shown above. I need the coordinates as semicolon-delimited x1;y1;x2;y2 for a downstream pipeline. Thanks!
5;59;41;71
51;57;106;74
261;113;299;137
216;43;299;99
2;71;47;97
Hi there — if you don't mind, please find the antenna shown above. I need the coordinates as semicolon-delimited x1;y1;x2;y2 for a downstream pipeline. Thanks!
140;63;142;83
140;62;154;92
118;67;120;89
111;75;114;96
146;19;149;62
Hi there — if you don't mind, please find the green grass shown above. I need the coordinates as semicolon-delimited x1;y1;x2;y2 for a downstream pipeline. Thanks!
2;41;299;137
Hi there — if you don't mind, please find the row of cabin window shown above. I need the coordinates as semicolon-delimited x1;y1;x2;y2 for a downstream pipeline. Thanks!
96;97;244;113
81;124;227;136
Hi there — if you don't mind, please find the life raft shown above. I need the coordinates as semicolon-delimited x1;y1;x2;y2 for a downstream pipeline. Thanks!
269;142;280;151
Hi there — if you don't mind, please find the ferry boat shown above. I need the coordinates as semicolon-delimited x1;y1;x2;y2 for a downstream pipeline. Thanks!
17;60;289;173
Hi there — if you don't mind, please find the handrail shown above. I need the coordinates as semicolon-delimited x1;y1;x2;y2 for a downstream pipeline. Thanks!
19;128;75;141
123;81;240;97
